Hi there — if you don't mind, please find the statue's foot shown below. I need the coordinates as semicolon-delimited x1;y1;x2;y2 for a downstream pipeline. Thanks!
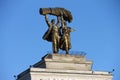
66;51;69;55
53;51;58;54
54;52;58;54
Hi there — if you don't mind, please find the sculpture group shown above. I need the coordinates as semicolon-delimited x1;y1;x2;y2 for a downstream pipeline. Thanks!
40;7;75;54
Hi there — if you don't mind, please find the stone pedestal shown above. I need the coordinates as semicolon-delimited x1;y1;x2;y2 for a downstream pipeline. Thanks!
33;54;92;70
17;54;113;80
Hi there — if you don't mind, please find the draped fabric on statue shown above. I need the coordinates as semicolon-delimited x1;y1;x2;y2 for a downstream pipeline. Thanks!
40;7;73;23
42;26;52;42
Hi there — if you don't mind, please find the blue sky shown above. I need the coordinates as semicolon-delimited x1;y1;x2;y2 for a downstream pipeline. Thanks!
0;0;120;80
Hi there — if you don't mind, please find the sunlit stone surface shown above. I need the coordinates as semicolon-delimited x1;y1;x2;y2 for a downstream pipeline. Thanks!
17;54;112;80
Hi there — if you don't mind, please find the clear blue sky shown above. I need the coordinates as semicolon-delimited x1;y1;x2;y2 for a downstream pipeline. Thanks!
0;0;120;80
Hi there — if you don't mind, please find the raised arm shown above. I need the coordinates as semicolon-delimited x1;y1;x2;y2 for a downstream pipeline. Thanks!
56;16;60;27
45;15;51;27
61;16;65;28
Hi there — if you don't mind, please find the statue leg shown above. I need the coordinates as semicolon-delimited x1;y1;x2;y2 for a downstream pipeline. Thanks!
52;39;58;53
65;37;69;54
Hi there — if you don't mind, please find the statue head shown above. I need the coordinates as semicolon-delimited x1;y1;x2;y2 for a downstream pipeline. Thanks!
51;19;55;24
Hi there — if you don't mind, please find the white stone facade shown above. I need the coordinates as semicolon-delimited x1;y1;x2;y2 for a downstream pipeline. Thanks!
30;68;112;80
17;54;113;80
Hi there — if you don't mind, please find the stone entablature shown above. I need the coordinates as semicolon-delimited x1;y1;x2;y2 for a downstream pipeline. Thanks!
30;68;112;80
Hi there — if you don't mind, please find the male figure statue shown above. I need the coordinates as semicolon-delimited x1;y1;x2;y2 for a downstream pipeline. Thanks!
42;15;61;53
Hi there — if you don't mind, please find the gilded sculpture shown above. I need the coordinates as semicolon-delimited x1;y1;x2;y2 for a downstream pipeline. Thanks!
40;7;74;54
